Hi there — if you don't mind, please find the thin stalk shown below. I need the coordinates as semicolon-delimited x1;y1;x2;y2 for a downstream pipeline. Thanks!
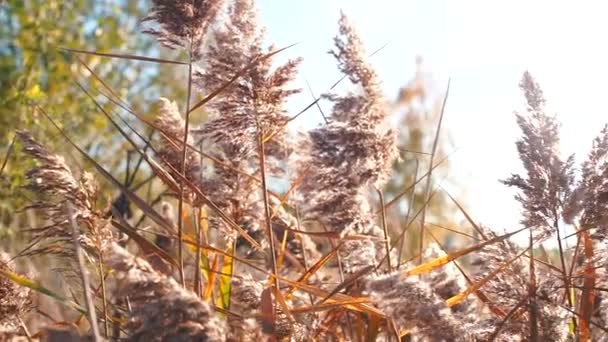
554;216;577;331
194;206;203;297
177;39;194;288
256;121;279;290
66;204;101;342
418;78;450;264
17;316;32;342
376;189;391;272
398;158;418;268
0;134;16;176
194;139;205;296
98;254;109;338
528;228;539;342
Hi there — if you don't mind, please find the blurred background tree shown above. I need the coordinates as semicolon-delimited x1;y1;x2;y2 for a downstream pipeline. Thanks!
384;57;467;260
0;0;190;237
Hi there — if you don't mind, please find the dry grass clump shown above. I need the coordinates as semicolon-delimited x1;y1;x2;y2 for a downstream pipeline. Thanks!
2;0;608;341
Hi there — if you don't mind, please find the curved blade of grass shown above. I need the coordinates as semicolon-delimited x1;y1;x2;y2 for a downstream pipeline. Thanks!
0;268;87;314
0;134;16;177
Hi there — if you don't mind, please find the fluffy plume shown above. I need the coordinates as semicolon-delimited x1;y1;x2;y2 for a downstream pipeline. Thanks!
189;0;313;266
194;0;301;158
227;274;317;341
576;125;608;339
365;272;464;340
501;71;575;240
153;98;205;205
295;12;397;273
0;253;33;333
422;243;476;314
468;227;569;341
142;0;225;60
579;125;608;236
16;131;112;258
104;242;226;341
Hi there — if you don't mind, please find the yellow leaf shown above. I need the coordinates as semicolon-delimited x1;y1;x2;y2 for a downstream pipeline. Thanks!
25;84;46;101
218;242;234;310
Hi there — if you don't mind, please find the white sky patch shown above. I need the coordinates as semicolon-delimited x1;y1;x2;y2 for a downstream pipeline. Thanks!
258;0;608;246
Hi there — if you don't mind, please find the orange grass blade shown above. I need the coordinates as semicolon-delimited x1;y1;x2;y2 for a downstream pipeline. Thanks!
404;226;527;277
290;298;370;314
447;248;527;307
203;255;219;302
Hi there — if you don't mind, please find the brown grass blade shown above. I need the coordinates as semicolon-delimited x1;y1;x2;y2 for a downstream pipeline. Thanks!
320;265;375;304
260;287;277;337
366;313;382;342
441;186;488;240
38;107;179;236
111;219;179;269
60;47;188;64
487;296;528;341
0;134;16;177
74;56;132;111
257;121;280;290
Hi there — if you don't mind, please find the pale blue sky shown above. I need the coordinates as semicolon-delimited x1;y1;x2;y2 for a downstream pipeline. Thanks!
257;0;608;243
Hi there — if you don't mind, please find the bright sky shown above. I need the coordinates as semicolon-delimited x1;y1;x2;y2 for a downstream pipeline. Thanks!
257;0;608;243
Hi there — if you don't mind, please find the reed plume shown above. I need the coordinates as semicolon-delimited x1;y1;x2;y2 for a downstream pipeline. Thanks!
294;12;397;273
